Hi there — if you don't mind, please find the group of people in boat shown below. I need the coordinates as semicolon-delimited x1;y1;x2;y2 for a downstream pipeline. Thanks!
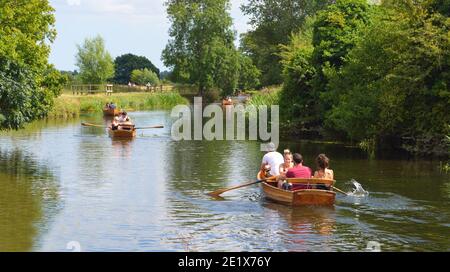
105;102;117;110
261;143;334;191
111;111;134;131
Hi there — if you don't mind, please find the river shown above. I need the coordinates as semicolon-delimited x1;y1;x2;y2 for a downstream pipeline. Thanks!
0;111;449;252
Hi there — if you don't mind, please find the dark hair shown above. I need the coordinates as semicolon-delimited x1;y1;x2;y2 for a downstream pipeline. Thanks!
292;153;304;164
316;154;330;170
122;111;127;115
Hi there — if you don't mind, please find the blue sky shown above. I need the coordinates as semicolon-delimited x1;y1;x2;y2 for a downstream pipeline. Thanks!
49;0;250;72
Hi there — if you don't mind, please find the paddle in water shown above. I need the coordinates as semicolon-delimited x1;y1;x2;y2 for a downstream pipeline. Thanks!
82;123;163;130
208;176;276;197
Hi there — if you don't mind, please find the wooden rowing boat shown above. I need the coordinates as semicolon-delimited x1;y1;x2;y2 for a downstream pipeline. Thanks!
108;126;136;138
103;108;119;116
222;99;233;106
257;171;336;206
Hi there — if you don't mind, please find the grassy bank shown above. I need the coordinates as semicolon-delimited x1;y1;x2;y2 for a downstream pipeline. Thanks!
48;92;189;119
246;86;281;107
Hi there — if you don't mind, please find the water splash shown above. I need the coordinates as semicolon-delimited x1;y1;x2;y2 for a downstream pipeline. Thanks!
348;179;369;197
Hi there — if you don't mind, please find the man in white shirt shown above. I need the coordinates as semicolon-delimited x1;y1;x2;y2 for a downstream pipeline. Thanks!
261;142;284;177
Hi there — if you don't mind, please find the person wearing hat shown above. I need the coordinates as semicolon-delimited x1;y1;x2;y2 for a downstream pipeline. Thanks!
260;143;284;177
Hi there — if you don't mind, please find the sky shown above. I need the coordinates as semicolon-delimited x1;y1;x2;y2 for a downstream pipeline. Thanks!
48;0;250;72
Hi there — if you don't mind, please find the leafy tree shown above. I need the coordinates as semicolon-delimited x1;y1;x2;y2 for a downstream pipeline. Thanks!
75;35;115;84
238;54;261;91
278;0;371;130
131;68;160;86
114;54;160;84
0;0;65;130
279;21;317;127
241;0;334;86
325;1;450;154
162;0;240;95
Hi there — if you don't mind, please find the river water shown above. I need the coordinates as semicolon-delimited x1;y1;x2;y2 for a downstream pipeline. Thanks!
0;111;449;252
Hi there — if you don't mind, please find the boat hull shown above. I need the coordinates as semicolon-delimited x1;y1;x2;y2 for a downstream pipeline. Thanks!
103;108;119;116
258;171;336;206
108;128;136;138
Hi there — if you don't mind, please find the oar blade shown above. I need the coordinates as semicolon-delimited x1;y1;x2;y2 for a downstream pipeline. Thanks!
135;125;165;130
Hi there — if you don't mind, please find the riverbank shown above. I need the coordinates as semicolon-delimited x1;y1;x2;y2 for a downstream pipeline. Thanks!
245;87;449;158
48;92;189;119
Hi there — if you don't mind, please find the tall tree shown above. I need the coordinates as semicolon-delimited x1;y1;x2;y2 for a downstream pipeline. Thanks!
0;0;65;130
162;0;240;95
114;54;160;84
75;35;115;84
241;0;333;86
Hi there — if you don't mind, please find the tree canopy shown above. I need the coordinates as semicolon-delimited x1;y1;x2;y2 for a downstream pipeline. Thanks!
114;54;160;85
240;0;334;86
0;0;66;130
278;0;450;155
131;68;160;86
162;0;242;95
75;35;115;84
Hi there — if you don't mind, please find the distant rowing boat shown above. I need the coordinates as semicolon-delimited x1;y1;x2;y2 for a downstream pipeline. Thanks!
222;99;233;106
257;171;336;206
103;108;119;117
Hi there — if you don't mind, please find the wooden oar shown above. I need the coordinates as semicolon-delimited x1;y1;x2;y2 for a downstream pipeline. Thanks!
332;186;348;196
135;125;164;129
82;123;164;130
208;176;276;197
82;122;106;128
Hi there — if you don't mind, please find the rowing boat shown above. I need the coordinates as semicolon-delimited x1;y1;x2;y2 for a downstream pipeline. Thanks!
108;125;136;138
258;171;336;206
222;99;233;106
103;108;119;116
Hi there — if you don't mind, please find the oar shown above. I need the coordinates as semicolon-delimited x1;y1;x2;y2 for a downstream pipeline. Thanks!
82;122;106;128
332;186;348;196
208;176;276;197
135;125;164;129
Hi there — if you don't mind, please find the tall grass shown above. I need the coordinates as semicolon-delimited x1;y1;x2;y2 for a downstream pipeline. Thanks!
246;86;281;107
48;92;189;119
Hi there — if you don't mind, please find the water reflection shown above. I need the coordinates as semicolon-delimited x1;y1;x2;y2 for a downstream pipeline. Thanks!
0;112;448;252
0;148;59;252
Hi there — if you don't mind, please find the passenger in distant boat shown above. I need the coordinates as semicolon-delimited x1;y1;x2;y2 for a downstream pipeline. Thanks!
117;112;133;130
111;117;119;131
118;111;131;123
105;102;110;109
109;102;116;110
282;153;313;190
261;142;284;177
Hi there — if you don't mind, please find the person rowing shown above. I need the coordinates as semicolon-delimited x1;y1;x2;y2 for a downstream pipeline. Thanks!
111;112;134;131
260;142;284;178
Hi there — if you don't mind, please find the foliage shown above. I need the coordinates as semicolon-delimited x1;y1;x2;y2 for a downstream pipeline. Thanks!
0;0;65;129
238;54;261;91
240;0;334;86
114;54;160;85
75;35;115;84
279;19;318;128
162;0;240;96
325;1;450;154
130;68;160;86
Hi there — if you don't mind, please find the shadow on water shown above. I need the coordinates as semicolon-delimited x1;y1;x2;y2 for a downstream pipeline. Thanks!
0;148;60;252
